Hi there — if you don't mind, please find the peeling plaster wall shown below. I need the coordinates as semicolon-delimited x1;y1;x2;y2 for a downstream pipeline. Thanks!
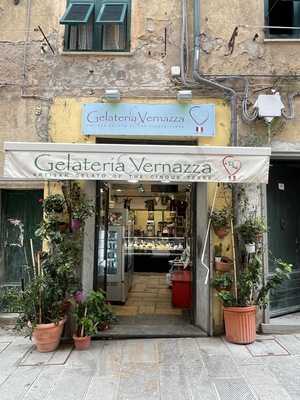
0;0;191;176
200;0;300;76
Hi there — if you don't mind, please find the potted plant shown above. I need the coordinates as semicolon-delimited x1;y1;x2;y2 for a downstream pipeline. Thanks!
211;272;233;292
237;216;267;253
211;208;231;239
10;254;67;352
72;290;115;349
217;255;292;344
65;183;95;231
214;243;233;272
71;199;95;231
72;291;98;350
43;194;65;214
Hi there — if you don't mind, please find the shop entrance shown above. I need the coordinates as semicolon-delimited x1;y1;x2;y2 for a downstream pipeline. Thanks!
94;181;202;336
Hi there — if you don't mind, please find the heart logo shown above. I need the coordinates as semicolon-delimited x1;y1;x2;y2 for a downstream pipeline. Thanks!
223;156;241;179
189;106;209;127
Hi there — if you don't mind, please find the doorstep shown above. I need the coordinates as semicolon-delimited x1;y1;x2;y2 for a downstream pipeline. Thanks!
94;315;206;339
262;312;300;334
95;323;206;339
0;313;18;327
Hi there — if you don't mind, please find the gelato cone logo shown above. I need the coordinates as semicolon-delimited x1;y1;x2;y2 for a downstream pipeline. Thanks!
189;106;210;133
222;156;241;181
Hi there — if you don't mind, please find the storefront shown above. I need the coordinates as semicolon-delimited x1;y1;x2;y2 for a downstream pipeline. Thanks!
3;141;271;335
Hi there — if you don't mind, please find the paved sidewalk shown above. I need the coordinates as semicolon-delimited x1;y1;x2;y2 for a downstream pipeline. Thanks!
1;330;300;399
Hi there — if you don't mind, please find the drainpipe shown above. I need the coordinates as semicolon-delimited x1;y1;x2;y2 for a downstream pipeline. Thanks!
192;0;238;146
193;1;239;313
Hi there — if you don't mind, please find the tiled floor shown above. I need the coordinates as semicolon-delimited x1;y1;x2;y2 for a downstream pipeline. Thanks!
112;273;183;317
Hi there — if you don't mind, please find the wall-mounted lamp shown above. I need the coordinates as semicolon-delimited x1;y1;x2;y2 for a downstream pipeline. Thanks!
177;90;192;102
104;89;121;102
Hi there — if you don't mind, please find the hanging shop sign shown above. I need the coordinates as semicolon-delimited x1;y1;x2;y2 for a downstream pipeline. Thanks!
4;143;271;184
82;103;215;137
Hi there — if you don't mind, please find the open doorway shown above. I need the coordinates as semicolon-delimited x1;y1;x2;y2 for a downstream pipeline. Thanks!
94;181;205;337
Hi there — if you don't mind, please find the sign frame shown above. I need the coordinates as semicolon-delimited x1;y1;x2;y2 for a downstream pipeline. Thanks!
82;103;216;137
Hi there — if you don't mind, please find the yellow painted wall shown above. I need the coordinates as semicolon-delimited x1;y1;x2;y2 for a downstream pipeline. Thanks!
49;96;232;334
49;96;231;146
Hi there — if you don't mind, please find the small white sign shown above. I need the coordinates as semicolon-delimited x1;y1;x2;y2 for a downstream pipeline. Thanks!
278;183;285;191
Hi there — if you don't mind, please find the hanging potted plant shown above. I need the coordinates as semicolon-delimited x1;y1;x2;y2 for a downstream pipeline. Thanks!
217;255;292;344
71;199;94;231
211;208;231;239
211;272;233;292
68;184;95;232
43;194;65;214
237;216;267;254
214;243;233;272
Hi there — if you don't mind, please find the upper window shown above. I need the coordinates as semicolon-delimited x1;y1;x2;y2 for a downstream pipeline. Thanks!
60;0;131;52
265;0;300;39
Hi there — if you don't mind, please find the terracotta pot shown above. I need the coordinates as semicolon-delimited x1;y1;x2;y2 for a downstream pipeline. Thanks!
224;306;256;344
215;257;233;272
71;219;81;231
213;226;229;239
73;335;91;350
32;319;65;353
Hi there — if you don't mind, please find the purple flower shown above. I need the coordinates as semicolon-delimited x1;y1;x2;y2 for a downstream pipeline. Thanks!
74;291;86;304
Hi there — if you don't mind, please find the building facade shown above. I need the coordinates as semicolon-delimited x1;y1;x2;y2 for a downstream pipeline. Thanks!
0;0;298;334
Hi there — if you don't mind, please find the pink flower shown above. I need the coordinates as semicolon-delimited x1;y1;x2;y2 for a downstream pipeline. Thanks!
38;198;44;204
74;291;86;303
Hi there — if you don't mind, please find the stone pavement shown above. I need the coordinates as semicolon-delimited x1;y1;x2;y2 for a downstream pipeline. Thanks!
2;330;300;399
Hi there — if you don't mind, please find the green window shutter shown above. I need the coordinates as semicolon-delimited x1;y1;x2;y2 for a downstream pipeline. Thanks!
60;2;94;24
96;3;127;24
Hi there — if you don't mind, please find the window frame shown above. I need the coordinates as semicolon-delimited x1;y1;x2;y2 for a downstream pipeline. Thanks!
60;2;95;24
264;0;300;39
61;0;131;53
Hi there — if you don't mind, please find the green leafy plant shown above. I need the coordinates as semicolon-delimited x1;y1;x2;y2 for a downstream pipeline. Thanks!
210;208;231;229
7;258;67;335
237;216;267;244
72;200;95;222
217;256;292;308
72;290;115;336
43;194;65;214
0;287;23;313
211;273;233;290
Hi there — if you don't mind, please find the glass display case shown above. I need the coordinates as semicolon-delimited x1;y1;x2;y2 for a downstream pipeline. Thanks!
105;209;134;303
132;237;186;256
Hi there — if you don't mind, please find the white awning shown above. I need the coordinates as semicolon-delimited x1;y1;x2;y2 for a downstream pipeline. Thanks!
3;142;271;184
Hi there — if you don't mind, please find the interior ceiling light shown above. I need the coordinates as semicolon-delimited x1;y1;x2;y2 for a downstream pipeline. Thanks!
128;179;139;184
116;188;123;192
104;89;121;102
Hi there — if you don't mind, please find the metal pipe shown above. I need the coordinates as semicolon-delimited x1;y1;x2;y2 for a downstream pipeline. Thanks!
192;0;238;146
193;0;201;73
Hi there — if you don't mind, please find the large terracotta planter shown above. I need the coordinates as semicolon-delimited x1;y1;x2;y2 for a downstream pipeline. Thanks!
73;335;91;350
32;319;65;353
224;306;256;344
